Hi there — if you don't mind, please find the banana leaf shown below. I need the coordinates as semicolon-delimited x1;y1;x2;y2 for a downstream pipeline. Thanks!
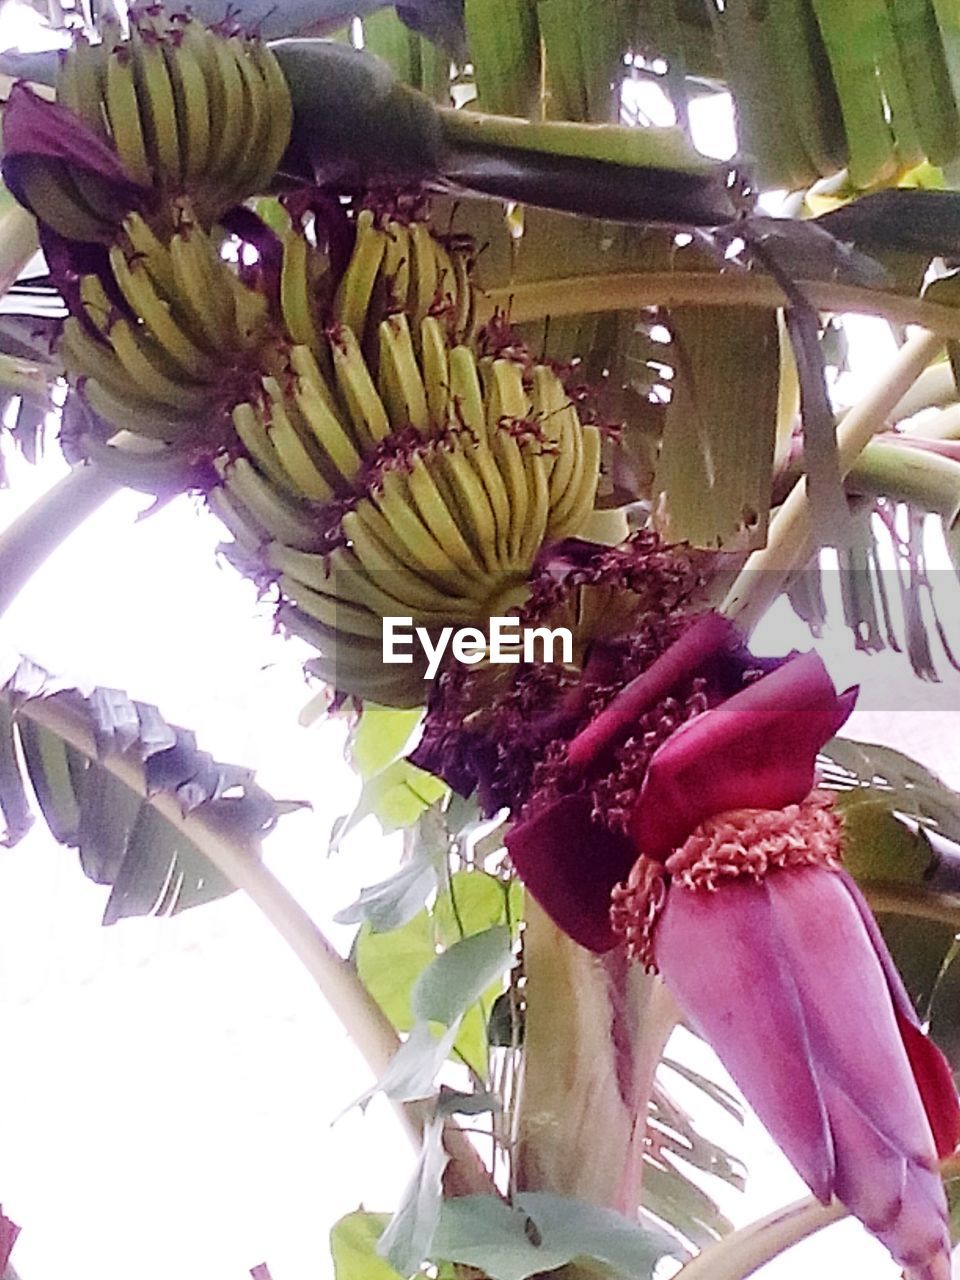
0;660;301;923
820;734;960;1067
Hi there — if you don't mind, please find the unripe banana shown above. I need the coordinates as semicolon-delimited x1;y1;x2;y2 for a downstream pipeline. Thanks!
32;14;294;241
62;215;274;454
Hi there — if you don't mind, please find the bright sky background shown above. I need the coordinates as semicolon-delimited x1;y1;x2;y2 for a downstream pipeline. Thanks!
2;10;960;1278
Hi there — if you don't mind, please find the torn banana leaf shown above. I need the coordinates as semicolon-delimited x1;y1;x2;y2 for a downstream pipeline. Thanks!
820;733;960;1067
653;305;780;549
0;661;301;923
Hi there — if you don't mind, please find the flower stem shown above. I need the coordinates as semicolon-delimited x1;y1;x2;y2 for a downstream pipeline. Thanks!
722;329;945;636
11;691;493;1195
0;464;118;621
847;439;960;522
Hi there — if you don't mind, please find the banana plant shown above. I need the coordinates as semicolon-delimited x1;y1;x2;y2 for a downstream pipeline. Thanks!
3;2;960;1278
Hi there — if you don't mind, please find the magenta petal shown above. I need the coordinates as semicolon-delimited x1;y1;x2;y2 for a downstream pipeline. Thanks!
2;82;144;213
766;869;939;1164
0;1207;18;1273
765;867;950;1274
654;876;836;1201
631;651;857;858
505;794;635;953
566;612;735;769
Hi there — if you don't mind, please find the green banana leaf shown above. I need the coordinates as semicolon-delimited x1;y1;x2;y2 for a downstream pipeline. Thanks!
820;734;960;1068
398;0;960;191
0;660;301;923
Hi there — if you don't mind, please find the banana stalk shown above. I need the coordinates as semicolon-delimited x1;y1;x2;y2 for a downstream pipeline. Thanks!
515;898;679;1213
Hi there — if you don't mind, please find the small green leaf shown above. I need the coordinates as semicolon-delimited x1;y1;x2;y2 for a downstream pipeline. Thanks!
330;1213;401;1280
412;926;513;1027
350;705;424;779
430;1193;681;1280
333;705;448;846
336;859;439;933
434;871;511;942
356;910;435;1032
362;1022;460;1104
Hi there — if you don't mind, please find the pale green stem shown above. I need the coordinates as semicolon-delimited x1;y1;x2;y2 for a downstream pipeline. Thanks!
676;1196;847;1280
0;464;118;621
847;439;960;522
722;329;945;636
679;1152;960;1280
10;692;493;1195
477;274;960;340
515;898;679;1212
890;362;957;424
903;402;960;441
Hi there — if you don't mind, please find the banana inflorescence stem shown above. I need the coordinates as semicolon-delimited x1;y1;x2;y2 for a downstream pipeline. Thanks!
722;329;945;636
0;464;118;622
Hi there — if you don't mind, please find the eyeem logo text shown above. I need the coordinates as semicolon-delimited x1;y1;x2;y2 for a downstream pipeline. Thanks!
382;617;573;679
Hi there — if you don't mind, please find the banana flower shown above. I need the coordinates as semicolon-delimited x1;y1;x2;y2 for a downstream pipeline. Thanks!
507;612;960;1280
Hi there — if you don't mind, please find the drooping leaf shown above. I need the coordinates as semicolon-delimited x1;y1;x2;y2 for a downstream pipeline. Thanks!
649;1083;747;1191
354;926;511;1103
335;857;439;932
358;1020;460;1104
658;1057;744;1124
653;305;780;550
0;661;298;922
378;1118;449;1276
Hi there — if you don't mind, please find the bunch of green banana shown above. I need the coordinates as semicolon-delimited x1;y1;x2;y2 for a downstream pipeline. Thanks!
60;212;276;446
34;13;292;239
208;335;600;706
280;207;474;370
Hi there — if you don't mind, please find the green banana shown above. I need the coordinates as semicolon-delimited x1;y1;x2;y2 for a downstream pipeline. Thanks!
333;209;387;337
330;325;393;449
104;48;153;187
378;313;431;432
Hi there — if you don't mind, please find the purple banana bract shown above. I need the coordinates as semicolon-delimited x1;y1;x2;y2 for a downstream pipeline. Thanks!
507;611;960;1279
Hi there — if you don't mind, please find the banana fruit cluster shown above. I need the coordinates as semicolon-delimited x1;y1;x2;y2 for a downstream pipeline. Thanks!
61;212;276;447
280;207;474;370
209;339;600;706
24;13;292;240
